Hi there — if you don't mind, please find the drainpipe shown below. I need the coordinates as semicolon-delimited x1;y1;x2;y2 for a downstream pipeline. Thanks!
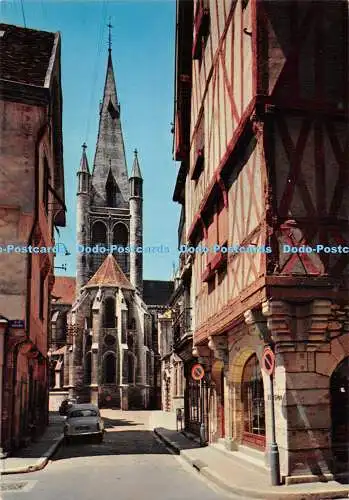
0;317;8;459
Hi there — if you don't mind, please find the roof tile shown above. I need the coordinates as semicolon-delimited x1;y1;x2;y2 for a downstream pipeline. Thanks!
52;277;76;305
84;254;134;290
0;23;56;86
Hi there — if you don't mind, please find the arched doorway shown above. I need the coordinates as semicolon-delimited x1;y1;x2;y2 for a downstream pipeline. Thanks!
241;353;266;449
331;356;349;471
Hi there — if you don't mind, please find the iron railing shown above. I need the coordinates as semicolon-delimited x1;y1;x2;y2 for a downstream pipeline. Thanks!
173;307;192;346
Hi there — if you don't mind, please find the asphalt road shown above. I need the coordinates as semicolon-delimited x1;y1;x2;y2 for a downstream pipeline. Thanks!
0;410;234;500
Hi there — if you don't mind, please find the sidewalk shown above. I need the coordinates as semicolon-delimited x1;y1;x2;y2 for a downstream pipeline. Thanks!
154;427;349;500
1;413;64;475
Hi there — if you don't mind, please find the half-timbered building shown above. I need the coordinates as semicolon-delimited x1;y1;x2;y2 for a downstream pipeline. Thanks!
173;0;348;484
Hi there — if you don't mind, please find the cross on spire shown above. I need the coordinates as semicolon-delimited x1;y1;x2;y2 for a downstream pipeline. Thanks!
107;18;113;52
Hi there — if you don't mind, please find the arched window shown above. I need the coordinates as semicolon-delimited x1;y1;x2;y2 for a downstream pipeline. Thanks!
103;353;116;384
242;354;265;448
57;311;67;346
103;297;115;328
85;333;92;351
113;223;129;274
128;353;134;384
106;170;117;207
91;221;107;273
331;357;349;467
84;351;92;385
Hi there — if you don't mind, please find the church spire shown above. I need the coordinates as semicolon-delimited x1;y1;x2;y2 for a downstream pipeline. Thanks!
91;21;129;208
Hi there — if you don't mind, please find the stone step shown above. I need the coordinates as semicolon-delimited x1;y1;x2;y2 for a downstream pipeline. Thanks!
212;441;269;474
238;443;267;462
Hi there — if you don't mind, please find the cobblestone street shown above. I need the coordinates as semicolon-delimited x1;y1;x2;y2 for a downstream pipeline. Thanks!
1;411;233;500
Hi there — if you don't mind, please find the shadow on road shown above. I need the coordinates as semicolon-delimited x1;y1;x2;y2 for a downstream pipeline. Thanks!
51;430;172;460
102;417;142;429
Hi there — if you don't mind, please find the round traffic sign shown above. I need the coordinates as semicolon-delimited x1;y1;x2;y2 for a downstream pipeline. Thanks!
191;363;205;381
262;347;275;376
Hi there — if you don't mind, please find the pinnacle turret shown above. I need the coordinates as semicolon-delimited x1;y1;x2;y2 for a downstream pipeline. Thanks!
78;142;90;174
130;149;143;179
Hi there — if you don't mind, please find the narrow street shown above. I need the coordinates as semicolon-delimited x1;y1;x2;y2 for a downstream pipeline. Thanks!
1;411;232;500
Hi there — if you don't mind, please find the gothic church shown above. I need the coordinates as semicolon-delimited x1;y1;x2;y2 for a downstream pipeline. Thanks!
49;42;173;410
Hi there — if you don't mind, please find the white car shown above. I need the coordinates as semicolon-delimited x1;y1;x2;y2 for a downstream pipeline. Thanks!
64;404;105;443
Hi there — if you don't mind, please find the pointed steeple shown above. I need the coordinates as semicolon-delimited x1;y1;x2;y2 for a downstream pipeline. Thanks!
79;142;90;174
130;149;143;179
91;24;129;208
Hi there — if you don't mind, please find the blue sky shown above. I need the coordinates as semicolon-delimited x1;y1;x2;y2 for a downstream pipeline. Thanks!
2;0;180;280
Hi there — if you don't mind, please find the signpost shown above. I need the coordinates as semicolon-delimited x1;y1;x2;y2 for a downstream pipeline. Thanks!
262;346;280;486
191;364;207;445
191;363;205;381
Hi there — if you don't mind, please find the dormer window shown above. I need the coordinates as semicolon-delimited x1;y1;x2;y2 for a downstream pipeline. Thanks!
108;100;118;119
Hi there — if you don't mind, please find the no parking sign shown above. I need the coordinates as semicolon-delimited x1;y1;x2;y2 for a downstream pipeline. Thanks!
262;347;275;376
191;363;205;381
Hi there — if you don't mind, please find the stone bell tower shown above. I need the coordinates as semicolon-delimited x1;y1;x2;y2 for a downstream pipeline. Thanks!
75;22;144;296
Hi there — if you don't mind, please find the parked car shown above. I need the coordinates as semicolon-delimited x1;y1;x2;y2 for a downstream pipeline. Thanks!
64;404;105;443
59;398;77;415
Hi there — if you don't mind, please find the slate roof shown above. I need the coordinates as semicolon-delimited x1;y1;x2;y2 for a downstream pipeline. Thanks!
143;280;174;307
0;23;56;87
52;277;76;305
91;50;130;207
84;254;134;290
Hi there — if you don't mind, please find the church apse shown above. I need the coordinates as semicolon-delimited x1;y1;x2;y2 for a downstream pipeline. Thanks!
63;23;171;411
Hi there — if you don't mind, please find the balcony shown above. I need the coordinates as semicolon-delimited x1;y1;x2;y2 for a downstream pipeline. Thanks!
173;307;192;347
